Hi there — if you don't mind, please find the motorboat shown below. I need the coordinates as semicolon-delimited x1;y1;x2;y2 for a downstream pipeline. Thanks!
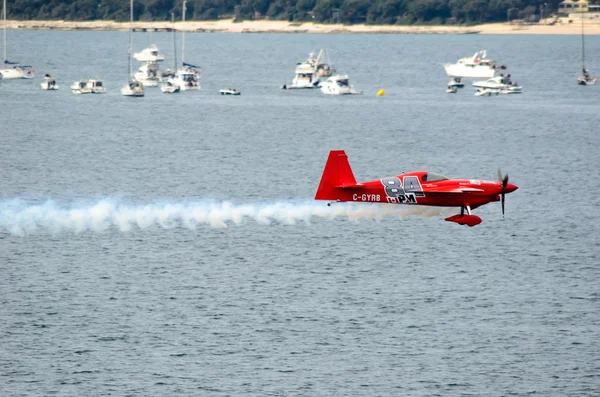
160;80;180;94
499;86;523;94
70;80;91;94
70;79;106;94
172;64;200;91
473;76;522;94
447;77;464;88
0;0;35;79
443;50;506;79
134;62;160;87
282;49;334;89
446;86;458;94
40;74;59;90
219;88;240;95
319;74;360;95
133;44;165;63
85;80;106;94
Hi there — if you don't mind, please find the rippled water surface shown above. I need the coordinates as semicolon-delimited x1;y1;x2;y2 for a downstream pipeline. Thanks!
1;30;599;396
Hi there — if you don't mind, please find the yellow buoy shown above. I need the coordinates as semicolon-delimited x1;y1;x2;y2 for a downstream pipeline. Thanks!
376;89;385;96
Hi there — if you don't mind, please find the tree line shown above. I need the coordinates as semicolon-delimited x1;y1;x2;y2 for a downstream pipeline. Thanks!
5;0;563;24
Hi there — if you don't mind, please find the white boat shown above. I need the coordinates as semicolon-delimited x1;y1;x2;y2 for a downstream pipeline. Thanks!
121;0;144;97
0;0;35;79
282;49;334;89
473;76;522;94
121;79;144;96
443;50;506;79
71;79;106;94
159;14;179;94
474;88;499;97
70;80;91;94
134;62;159;87
160;80;179;93
172;65;200;91
446;86;458;94
40;74;59;90
133;44;165;63
171;1;200;91
219;88;240;95
447;77;464;88
319;74;360;95
577;15;596;86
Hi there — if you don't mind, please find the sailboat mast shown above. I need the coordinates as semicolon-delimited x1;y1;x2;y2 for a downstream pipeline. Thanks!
171;12;177;71
3;0;7;63
129;0;133;78
581;12;585;71
182;0;186;66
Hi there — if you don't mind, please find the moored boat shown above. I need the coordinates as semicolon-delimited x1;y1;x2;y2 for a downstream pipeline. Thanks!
40;74;59;90
71;79;106;94
121;0;144;97
219;88;240;95
444;50;506;79
133;44;165;63
473;76;522;94
160;80;180;93
319;74;359;95
282;49;334;89
0;0;35;79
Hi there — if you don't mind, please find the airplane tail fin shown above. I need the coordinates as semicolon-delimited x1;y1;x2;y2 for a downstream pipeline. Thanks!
315;150;358;201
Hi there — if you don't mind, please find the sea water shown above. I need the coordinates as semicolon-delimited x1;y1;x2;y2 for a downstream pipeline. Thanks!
0;31;599;395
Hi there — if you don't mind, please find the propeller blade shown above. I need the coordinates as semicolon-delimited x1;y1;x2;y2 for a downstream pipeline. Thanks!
497;169;509;218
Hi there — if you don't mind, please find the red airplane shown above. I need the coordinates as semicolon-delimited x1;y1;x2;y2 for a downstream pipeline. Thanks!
315;150;518;226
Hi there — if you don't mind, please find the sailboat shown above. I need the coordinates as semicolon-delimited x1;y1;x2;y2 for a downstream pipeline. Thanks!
160;12;180;94
121;0;144;97
0;0;34;79
578;13;596;86
171;0;200;91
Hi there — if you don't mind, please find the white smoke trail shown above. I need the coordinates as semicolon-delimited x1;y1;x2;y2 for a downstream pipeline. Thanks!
0;199;450;236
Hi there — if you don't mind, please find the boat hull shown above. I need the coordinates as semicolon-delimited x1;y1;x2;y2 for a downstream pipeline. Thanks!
0;67;35;79
282;83;319;89
160;86;180;94
41;82;59;90
578;77;597;86
444;64;499;79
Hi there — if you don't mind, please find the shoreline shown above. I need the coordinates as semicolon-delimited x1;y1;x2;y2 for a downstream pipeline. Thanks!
5;18;600;34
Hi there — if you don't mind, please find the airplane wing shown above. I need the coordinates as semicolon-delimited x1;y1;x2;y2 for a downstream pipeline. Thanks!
425;186;485;194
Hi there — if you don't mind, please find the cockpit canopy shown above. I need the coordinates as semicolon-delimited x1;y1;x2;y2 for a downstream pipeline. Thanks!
421;172;448;182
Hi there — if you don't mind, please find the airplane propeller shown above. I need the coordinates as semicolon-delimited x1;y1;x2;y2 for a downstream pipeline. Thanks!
497;169;510;217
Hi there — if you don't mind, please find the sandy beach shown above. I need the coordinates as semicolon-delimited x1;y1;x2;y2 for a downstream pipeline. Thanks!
5;18;600;34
